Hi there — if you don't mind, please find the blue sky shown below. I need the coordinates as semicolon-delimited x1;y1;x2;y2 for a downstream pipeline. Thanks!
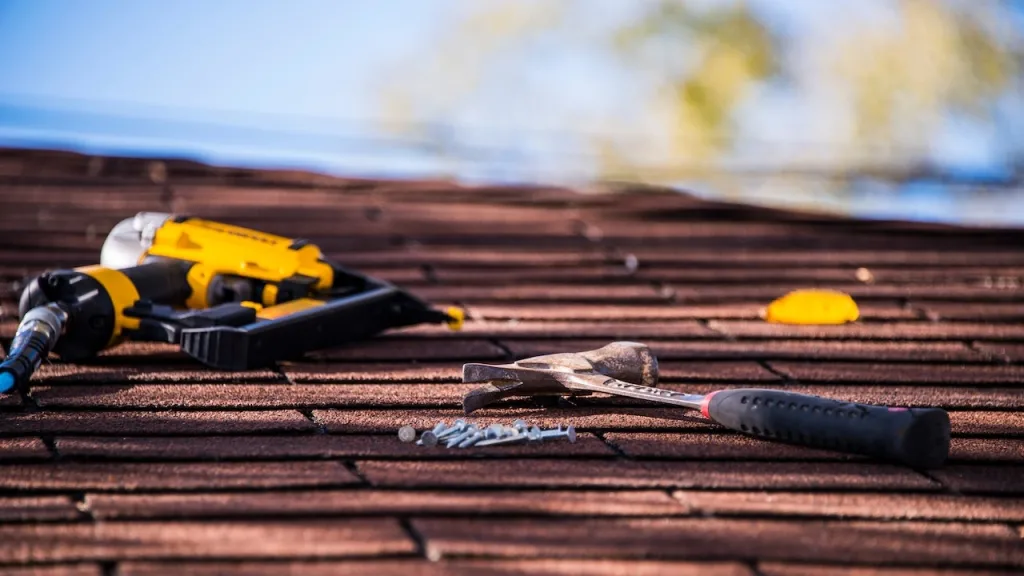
0;1;463;176
0;1;444;120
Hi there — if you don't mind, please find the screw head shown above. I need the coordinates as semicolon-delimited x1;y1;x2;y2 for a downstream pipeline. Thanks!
397;425;416;443
420;431;439;447
566;425;577;443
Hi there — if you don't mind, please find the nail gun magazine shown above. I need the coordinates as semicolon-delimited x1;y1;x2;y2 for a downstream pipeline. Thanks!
0;212;464;393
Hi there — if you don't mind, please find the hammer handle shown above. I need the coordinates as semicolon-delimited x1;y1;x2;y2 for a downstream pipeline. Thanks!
701;389;951;469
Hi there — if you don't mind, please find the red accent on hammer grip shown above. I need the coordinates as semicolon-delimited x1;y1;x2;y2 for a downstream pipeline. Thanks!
700;391;719;419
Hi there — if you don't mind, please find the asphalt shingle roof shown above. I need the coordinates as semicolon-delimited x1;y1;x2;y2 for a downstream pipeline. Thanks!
0;147;1022;574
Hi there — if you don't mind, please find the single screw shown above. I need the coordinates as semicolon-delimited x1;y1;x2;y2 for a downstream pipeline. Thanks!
417;421;448;446
457;430;486;448
512;419;529;434
446;425;479;448
436;419;468;441
539;425;577;443
527;425;544;441
397;425;417;443
475;431;527;447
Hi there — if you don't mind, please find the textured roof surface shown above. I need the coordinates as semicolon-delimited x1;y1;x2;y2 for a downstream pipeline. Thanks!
0;147;1023;574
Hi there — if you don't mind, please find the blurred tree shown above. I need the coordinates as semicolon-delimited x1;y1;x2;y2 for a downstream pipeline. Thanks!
828;0;1020;163
608;1;783;163
376;0;1023;182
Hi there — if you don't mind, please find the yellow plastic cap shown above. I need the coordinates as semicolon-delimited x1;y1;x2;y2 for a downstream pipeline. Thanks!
763;289;860;325
446;306;466;331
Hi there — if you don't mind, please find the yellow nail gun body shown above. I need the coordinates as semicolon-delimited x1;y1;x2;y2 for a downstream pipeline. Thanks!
14;212;462;373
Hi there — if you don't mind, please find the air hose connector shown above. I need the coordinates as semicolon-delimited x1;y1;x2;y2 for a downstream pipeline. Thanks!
0;303;67;394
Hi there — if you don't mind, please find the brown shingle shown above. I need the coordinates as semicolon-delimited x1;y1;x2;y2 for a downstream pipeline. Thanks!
624;249;1024;268
658;361;782;381
87;489;683;520
948;412;1024;436
949;438;1024;462
0;461;359;491
2;185;166;212
843;267;1024;285
0;519;413;563
0;388;23;406
767;362;1024;385
0;410;314;435
0;437;52;460
311;338;506;361
432;266;648;285
920;302;1024;322
634;266;865;283
119;559;754;576
709;320;1024;341
281;362;463;383
411;517;1022;565
32;363;283;384
55;434;616;460
31;383;476;410
931;465;1024;494
0;565;103;576
320;247;609;268
973;342;1024;362
397;319;719;339
447;559;754;576
359;460;936;490
410;284;670;304
470;302;917;321
674;491;1024;522
0;496;81;522
604;432;860;461
759;563;1020;576
503;339;983;362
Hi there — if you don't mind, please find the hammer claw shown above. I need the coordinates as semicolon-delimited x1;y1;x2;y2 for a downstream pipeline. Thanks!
460;341;661;412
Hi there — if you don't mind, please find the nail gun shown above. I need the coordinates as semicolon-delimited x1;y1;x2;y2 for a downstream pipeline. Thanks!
0;212;463;393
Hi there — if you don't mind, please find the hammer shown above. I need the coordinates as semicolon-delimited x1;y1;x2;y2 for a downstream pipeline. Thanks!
462;341;951;469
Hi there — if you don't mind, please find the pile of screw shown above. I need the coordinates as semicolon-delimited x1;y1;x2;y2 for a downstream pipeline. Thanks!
397;419;576;448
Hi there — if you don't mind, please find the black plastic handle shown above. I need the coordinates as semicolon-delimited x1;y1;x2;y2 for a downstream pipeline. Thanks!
703;388;951;469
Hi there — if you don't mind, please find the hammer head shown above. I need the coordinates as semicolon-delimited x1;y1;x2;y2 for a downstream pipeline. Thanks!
461;341;659;413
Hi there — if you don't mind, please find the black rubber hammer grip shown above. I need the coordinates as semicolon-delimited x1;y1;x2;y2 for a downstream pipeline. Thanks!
702;389;951;469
